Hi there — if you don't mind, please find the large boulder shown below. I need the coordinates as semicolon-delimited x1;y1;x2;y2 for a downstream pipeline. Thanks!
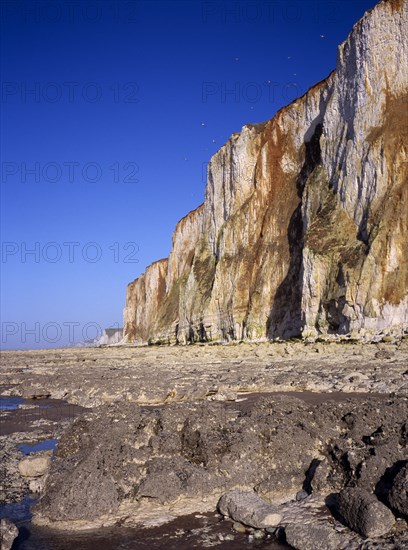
387;464;408;517
217;490;282;529
336;487;395;538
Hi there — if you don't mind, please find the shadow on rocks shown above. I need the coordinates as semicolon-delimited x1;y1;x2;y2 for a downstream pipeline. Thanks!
375;460;407;503
302;458;322;494
16;524;31;542
324;492;341;521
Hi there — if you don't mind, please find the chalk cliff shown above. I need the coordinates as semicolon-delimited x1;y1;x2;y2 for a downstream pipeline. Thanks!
124;0;408;344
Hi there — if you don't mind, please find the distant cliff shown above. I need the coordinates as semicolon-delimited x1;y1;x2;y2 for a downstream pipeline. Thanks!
124;0;408;344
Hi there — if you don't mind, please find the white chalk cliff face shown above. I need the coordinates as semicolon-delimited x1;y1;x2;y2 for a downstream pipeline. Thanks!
124;0;408;344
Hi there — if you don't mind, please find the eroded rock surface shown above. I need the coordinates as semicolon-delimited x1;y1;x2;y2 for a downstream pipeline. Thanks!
388;463;408;517
32;394;408;535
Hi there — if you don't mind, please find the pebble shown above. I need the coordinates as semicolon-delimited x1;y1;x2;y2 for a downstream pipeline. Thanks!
233;521;247;533
296;489;309;501
375;350;393;359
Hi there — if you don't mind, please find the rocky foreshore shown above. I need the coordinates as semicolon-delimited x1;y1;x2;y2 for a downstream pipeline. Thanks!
1;340;407;548
1;339;407;408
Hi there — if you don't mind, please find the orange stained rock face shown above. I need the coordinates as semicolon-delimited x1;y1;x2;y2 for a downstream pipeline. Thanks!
124;0;408;344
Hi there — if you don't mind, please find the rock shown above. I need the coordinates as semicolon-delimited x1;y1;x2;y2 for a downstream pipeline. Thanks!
388;464;408;517
310;459;332;494
0;518;18;550
232;521;247;533
336;487;395;538
296;489;309;501
0;438;30;503
375;350;394;360
218;490;283;529
123;0;408;345
326;399;408;496
21;385;51;399
209;391;237;402
29;477;46;493
285;523;350;550
18;456;51;478
253;529;266;540
32;393;408;532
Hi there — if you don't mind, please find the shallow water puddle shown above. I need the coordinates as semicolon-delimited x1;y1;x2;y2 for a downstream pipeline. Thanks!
6;513;289;549
0;495;37;524
0;396;24;410
17;439;58;455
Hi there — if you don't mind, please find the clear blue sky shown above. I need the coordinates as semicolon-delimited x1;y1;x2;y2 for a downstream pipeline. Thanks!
1;0;378;349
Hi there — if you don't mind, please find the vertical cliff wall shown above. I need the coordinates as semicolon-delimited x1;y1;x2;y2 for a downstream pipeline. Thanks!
124;0;408;344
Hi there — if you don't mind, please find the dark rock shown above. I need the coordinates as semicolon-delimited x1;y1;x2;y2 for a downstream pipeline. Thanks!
325;399;408;494
0;439;27;503
336;487;395;537
32;403;141;521
308;459;333;494
388;463;408;517
0;518;18;550
285;522;350;550
400;422;408;445
32;395;408;531
136;455;212;504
